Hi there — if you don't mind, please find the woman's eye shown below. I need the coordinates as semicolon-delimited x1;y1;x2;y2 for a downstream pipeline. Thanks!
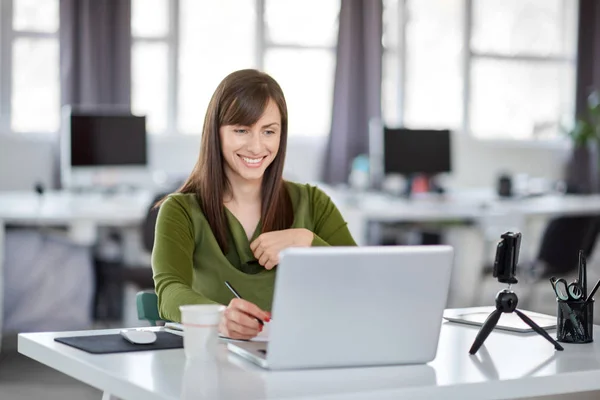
264;130;275;135
234;129;247;134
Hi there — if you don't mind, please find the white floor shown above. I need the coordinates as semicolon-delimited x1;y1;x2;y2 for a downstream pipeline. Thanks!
0;334;101;400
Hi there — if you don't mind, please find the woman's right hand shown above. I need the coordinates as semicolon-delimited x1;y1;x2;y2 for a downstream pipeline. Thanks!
219;298;271;340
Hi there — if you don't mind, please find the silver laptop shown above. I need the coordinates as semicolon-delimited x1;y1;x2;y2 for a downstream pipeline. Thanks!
227;245;454;370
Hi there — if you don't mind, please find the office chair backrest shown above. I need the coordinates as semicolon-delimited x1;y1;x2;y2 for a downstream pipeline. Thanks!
537;216;599;276
136;290;162;325
141;180;184;253
141;193;165;253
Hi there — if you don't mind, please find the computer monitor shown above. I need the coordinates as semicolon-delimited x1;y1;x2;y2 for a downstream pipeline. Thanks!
383;128;452;176
69;114;147;167
60;107;149;190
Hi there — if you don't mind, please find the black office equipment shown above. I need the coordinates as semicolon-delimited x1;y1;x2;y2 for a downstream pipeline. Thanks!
468;232;564;355
70;113;147;167
550;276;583;302
579;250;588;300
586;279;600;304
556;299;594;343
54;331;182;354
383;128;451;176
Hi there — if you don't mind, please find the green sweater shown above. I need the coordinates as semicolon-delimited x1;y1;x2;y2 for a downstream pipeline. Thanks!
152;181;357;322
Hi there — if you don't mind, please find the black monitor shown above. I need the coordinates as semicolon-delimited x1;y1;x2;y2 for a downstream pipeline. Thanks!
383;128;452;175
70;114;147;167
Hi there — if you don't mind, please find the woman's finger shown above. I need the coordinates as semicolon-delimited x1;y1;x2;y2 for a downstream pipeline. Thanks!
225;319;259;338
264;259;277;270
229;298;270;322
253;244;265;261
258;253;270;267
249;236;262;252
226;307;261;330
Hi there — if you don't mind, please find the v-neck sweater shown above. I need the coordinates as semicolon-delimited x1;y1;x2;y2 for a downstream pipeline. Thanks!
151;181;357;322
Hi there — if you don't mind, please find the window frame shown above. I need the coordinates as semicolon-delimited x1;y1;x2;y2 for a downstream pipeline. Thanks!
131;0;339;136
0;0;60;136
383;0;577;146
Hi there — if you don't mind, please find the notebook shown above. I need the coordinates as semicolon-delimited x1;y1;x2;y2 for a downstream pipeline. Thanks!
164;322;270;342
443;307;557;333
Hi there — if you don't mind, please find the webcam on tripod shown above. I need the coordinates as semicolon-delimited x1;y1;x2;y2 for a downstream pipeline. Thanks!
469;231;564;355
493;232;521;285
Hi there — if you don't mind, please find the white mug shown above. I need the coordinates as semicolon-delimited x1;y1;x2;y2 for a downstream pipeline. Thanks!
179;304;225;359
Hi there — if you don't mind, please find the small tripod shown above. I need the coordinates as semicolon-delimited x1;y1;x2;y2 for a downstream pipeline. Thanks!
469;232;564;355
469;288;564;354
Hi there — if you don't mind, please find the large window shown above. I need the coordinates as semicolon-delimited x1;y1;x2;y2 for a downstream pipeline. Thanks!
131;0;340;136
0;0;61;134
383;0;578;141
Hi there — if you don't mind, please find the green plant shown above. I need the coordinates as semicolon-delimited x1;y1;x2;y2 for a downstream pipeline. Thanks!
566;90;600;147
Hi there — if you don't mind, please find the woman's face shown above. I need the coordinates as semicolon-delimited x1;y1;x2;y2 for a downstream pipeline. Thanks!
220;99;282;184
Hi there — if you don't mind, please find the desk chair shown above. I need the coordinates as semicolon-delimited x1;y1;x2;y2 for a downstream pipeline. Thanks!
93;192;166;322
531;216;600;278
136;290;162;326
477;215;600;307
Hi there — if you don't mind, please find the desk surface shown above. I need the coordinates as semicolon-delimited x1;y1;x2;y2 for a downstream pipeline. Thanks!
331;189;600;222
18;309;600;400
0;190;153;225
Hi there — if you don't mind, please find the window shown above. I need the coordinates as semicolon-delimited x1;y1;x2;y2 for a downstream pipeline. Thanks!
0;0;61;134
178;0;256;135
263;0;339;137
382;0;578;141
131;0;170;135
470;0;577;140
131;0;340;136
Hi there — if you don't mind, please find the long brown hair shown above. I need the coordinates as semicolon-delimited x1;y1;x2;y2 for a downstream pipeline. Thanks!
165;69;293;253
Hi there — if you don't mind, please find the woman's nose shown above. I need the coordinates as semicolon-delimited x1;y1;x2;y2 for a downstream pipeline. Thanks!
246;132;263;153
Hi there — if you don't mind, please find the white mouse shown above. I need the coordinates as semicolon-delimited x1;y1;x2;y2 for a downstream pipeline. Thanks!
120;329;157;345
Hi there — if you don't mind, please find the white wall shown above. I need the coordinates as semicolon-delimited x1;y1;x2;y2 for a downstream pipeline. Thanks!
0;133;570;192
449;133;571;189
0;135;56;190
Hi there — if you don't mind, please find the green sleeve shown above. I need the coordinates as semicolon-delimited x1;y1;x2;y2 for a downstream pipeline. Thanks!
309;186;357;247
152;196;217;322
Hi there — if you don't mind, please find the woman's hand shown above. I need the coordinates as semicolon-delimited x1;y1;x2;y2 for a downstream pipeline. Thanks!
250;228;314;270
219;298;271;340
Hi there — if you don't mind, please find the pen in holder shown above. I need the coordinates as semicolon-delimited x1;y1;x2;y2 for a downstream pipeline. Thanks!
556;299;594;343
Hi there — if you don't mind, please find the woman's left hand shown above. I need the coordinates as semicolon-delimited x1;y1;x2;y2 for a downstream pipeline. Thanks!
250;228;314;270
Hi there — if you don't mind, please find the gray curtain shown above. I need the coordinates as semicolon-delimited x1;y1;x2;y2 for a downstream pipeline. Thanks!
59;0;132;108
575;0;600;116
322;0;383;185
563;0;600;194
55;0;132;188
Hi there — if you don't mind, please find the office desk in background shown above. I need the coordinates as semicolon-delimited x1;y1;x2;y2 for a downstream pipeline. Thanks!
18;311;600;400
327;188;600;306
0;190;153;352
327;188;600;245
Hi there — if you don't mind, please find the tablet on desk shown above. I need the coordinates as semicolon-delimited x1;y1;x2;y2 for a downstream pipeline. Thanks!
443;307;557;333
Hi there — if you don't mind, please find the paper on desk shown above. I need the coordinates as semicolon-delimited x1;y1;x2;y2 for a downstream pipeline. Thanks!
164;322;269;342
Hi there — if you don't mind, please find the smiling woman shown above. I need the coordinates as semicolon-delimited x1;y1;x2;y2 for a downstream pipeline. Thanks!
151;69;356;340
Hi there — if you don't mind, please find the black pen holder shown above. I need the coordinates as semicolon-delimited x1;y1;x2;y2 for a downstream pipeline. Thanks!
556;299;594;343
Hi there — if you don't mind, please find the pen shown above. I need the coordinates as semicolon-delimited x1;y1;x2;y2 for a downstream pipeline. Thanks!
224;280;264;326
579;250;588;300
585;279;600;304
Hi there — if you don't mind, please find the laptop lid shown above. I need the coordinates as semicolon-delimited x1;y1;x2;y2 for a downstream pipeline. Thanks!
250;245;453;370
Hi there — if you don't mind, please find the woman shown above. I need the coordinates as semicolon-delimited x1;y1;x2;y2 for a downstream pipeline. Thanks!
152;69;356;340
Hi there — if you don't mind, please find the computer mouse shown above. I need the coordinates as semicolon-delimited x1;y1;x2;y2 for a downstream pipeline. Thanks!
120;329;157;345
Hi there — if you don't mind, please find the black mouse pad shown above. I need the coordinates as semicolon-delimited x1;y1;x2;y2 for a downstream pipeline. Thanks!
54;331;183;354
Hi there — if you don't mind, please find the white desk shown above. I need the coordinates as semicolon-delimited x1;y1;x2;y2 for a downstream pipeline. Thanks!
0;190;153;351
18;310;600;400
329;189;600;244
